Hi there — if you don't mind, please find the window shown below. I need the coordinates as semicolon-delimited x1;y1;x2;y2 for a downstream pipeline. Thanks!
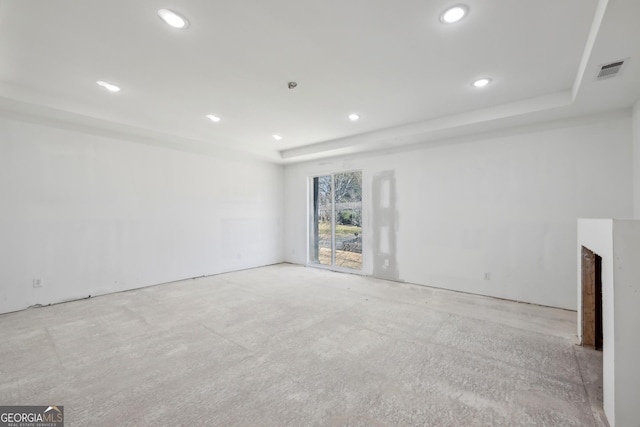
309;171;362;270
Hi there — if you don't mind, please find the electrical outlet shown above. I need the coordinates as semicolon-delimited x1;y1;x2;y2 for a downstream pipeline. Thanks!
384;259;390;268
484;272;491;280
32;278;42;288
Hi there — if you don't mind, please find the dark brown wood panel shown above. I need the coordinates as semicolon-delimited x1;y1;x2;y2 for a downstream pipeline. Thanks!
581;246;603;350
594;253;603;350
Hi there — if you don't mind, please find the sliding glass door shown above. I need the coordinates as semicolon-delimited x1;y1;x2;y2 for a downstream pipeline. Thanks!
309;171;362;270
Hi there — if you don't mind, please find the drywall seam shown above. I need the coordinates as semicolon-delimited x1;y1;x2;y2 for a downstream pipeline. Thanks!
371;171;399;281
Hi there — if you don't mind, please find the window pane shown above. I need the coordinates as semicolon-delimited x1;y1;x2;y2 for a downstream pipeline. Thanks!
333;172;362;270
310;175;332;265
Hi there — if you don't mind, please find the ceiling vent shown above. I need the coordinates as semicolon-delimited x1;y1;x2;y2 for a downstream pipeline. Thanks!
596;58;629;80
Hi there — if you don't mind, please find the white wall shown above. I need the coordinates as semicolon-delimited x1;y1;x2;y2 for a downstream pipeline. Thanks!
285;113;633;309
0;115;284;315
611;220;640;427
633;100;640;218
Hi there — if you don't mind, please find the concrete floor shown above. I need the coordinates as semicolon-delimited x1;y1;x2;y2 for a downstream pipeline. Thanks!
0;264;607;426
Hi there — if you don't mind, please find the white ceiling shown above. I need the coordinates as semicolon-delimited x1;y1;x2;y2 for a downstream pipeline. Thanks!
0;0;638;163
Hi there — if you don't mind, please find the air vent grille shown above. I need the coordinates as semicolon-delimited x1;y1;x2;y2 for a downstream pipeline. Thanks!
596;59;627;80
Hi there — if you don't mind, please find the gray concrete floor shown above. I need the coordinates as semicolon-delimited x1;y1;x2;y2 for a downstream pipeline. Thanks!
0;264;607;426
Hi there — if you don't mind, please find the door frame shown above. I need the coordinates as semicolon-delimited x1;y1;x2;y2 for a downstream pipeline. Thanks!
306;170;364;273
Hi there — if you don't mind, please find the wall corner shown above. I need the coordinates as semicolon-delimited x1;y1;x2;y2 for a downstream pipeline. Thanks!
632;100;640;219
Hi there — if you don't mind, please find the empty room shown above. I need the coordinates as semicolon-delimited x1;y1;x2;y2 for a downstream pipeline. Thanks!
1;0;639;426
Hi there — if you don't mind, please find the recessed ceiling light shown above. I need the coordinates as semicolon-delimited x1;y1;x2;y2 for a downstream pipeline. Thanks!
157;9;189;29
96;80;121;92
206;114;221;123
272;134;283;141
472;78;492;88
440;5;468;23
348;114;360;121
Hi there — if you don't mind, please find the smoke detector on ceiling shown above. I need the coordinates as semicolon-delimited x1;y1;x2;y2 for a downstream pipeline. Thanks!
595;58;629;80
